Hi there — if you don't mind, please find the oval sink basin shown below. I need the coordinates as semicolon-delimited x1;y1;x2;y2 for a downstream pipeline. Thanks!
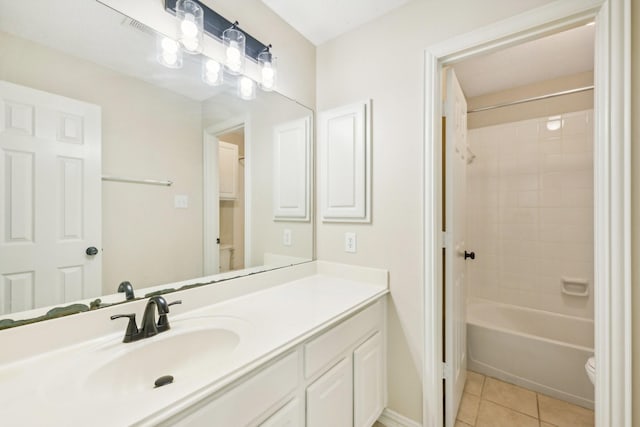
83;322;241;395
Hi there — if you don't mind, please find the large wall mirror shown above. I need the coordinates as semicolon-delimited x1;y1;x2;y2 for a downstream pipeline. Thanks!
0;0;313;323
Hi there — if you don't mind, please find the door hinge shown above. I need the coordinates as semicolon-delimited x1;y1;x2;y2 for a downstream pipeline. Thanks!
442;362;452;379
441;231;450;248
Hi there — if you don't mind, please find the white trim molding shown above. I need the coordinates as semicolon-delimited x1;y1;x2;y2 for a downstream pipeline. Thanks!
377;408;422;427
422;1;631;426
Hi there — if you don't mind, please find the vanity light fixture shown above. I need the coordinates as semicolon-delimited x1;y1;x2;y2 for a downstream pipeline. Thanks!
157;36;183;68
164;0;273;62
258;45;277;91
222;22;245;75
176;0;204;54
238;76;256;100
203;58;223;86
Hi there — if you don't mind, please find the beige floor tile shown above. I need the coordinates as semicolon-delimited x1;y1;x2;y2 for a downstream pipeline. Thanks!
475;400;539;427
541;423;557;427
538;394;594;427
481;377;538;418
457;392;481;425
464;370;485;396
455;420;473;427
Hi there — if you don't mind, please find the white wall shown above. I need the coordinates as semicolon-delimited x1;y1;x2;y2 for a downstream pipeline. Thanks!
467;110;594;318
316;0;557;421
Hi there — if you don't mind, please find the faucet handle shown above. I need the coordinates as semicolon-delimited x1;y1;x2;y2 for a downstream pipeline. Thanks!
157;300;182;332
110;313;139;343
168;300;182;309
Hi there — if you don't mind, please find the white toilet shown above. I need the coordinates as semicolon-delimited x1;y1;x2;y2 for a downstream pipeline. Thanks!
219;245;234;272
585;356;595;385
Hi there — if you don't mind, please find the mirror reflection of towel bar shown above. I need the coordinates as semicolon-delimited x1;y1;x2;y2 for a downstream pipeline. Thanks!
102;175;173;186
561;277;589;297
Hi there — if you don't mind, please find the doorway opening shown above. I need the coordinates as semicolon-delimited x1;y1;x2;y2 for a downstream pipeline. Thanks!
203;116;250;276
443;23;596;427
217;128;245;272
423;2;631;427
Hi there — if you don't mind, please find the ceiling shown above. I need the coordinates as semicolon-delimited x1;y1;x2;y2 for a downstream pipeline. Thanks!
453;23;595;98
261;0;412;45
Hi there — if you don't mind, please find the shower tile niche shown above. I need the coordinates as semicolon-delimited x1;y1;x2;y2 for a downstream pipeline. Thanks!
466;110;594;319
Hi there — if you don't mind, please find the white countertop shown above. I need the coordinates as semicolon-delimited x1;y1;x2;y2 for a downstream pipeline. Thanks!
0;263;387;426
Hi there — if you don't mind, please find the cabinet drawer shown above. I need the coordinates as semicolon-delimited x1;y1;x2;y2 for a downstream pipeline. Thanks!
304;301;381;379
169;351;299;426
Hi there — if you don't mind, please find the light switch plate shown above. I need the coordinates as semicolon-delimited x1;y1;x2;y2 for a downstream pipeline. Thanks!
345;232;357;253
174;194;188;209
283;229;292;246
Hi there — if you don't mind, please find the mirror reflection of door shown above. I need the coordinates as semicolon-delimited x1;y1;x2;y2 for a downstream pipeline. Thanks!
217;129;245;273
0;81;102;314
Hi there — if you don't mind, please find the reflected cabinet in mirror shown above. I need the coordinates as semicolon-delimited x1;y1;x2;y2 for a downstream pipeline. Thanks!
0;0;313;323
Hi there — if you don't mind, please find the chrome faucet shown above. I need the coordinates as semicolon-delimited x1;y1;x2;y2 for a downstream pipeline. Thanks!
111;296;182;343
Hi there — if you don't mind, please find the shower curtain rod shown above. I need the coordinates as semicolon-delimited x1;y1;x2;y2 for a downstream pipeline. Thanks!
467;85;594;113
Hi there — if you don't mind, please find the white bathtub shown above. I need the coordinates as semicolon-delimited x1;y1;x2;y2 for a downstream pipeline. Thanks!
467;299;594;409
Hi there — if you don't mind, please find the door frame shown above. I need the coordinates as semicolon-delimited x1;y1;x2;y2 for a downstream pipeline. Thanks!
422;1;631;426
203;115;252;275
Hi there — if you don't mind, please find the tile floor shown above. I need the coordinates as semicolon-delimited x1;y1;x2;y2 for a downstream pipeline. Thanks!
455;371;594;427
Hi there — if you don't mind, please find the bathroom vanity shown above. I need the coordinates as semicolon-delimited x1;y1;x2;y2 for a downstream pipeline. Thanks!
0;262;388;426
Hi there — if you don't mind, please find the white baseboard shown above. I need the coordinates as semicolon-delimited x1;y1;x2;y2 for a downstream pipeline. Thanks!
377;408;421;427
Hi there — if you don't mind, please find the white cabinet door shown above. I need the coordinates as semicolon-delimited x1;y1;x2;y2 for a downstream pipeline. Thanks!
259;398;303;427
354;332;384;427
306;357;353;427
219;140;238;200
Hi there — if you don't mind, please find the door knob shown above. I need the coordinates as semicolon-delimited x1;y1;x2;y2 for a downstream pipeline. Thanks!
464;250;475;260
86;246;99;256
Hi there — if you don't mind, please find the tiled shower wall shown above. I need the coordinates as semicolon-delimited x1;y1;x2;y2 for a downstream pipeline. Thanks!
466;110;594;319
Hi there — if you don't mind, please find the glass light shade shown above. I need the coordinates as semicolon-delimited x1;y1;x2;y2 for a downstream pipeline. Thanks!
258;50;277;91
238;76;256;100
202;59;223;86
222;27;245;75
176;0;203;54
156;36;183;68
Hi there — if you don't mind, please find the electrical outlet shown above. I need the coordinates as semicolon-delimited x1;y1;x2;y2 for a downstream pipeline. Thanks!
283;229;292;246
345;232;357;253
174;195;188;209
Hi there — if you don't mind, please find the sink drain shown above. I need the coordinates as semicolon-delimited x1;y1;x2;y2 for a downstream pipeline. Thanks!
154;375;174;388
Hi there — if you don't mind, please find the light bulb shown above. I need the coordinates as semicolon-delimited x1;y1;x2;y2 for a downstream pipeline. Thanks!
162;51;178;66
203;59;223;86
182;37;199;52
261;66;275;90
176;0;203;54
222;28;245;75
161;37;179;53
226;47;242;72
157;37;182;68
206;59;221;73
257;49;276;91
181;14;198;38
239;77;255;100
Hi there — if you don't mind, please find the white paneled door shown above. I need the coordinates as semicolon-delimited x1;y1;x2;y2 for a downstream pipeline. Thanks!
0;81;101;314
444;68;468;427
